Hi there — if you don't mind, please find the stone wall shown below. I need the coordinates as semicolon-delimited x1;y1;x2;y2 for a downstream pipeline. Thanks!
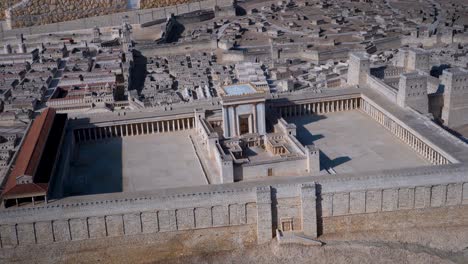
367;74;398;103
141;0;195;9
8;0;128;28
0;184;259;248
0;0;20;20
3;0;233;30
0;163;467;249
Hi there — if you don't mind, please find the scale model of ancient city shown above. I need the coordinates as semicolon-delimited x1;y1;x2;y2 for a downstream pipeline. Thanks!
0;0;467;263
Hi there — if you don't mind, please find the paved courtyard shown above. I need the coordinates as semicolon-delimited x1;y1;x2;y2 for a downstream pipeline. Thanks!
286;110;429;174
68;131;207;195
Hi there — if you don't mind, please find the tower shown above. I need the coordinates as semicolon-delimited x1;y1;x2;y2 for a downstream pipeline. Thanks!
347;52;370;86
441;68;468;128
121;17;133;52
395;48;430;72
397;72;429;114
92;27;101;43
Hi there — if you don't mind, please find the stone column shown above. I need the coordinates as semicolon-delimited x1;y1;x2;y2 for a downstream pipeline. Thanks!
300;183;317;237
76;130;81;143
237;108;242;136
252;104;258;133
156;121;160;133
256;103;266;135
248;114;253;134
256;186;272;244
228;106;236;137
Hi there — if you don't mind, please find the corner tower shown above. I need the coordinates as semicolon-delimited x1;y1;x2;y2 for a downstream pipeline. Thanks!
347;52;370;86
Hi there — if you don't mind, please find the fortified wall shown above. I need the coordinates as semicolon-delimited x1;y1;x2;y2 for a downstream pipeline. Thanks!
3;0;233;30
0;164;467;249
0;0;20;20
6;0;128;28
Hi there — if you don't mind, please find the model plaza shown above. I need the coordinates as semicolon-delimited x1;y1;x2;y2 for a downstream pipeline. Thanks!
56;78;448;198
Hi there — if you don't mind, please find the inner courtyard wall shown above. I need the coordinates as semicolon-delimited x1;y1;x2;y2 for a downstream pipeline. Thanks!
239;158;308;180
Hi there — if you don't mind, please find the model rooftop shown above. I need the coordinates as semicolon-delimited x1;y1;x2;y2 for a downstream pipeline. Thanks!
222;83;258;96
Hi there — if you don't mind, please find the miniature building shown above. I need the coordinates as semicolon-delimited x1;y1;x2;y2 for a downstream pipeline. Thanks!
219;83;266;138
395;48;430;72
347;52;370;86
441;68;468;128
1;109;67;207
397;72;429;114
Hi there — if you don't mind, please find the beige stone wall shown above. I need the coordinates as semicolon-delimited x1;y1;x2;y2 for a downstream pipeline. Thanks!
140;0;196;9
0;0;21;20
9;0;128;28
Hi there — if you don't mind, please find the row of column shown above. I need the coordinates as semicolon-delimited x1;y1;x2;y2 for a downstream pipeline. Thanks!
278;98;360;118
75;118;195;143
360;99;450;165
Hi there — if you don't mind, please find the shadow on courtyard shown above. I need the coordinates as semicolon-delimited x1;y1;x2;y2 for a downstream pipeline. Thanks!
68;138;124;196
51;122;124;198
319;151;351;171
286;114;326;145
286;113;352;171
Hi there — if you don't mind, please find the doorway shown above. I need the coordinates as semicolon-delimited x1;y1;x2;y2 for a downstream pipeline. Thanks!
239;115;250;135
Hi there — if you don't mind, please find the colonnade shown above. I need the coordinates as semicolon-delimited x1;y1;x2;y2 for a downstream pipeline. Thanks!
360;99;450;165
74;117;195;143
277;97;360;118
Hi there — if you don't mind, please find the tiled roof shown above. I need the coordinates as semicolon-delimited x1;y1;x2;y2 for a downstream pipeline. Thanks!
1;108;56;199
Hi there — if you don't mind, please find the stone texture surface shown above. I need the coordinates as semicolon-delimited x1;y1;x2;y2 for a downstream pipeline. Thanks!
9;0;127;28
140;0;195;9
88;217;107;239
0;0;20;20
2;207;468;264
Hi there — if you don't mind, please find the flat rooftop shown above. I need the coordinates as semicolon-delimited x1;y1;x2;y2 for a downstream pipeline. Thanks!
286;110;429;174
66;130;208;196
223;84;257;95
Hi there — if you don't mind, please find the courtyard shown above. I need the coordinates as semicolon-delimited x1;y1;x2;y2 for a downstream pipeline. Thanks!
286;110;429;174
67;130;208;196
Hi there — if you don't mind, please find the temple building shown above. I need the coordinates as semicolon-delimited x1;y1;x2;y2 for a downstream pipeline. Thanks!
219;83;266;138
